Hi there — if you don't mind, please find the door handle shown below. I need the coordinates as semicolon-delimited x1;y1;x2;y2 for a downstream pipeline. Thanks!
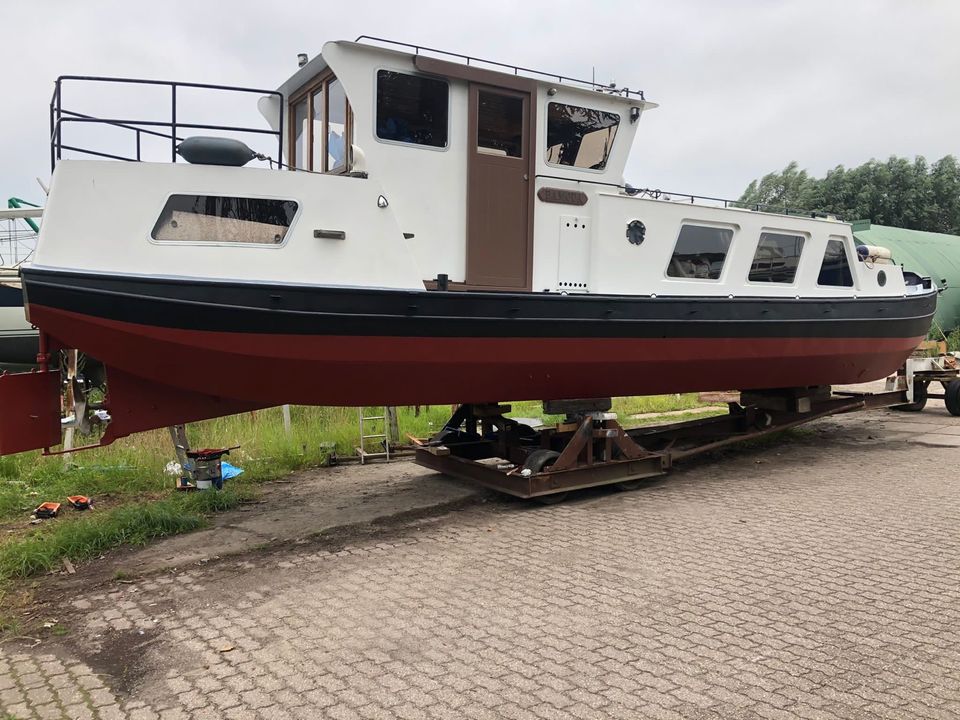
314;229;346;240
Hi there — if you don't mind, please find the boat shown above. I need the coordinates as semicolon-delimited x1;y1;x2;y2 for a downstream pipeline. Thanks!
0;37;937;454
0;272;37;369
0;202;41;370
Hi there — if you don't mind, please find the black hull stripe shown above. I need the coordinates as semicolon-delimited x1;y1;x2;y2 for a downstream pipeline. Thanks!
22;268;937;339
0;284;24;308
0;334;39;365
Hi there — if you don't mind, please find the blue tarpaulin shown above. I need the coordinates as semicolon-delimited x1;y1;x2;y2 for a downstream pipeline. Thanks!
220;461;244;480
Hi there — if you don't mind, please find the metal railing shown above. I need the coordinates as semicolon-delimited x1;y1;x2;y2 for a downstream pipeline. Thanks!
535;174;842;220
355;36;645;100
49;76;284;172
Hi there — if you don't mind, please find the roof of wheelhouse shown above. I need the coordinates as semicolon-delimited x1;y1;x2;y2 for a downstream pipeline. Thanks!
276;37;658;111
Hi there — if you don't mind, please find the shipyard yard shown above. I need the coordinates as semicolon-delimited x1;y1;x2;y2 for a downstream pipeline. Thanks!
1;400;958;719
2;2;959;719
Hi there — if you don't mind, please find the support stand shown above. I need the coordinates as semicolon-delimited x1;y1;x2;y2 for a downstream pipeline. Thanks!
414;386;914;500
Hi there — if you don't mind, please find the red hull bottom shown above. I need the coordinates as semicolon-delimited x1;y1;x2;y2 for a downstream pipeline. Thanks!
34;306;920;406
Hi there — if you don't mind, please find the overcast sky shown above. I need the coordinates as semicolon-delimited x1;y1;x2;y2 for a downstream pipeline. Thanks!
1;0;957;205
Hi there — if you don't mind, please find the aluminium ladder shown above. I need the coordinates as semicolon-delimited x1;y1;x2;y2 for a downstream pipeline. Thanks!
357;407;392;464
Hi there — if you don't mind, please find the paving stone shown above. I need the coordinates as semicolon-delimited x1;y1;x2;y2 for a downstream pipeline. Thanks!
34;702;64;720
65;703;95;719
2;411;960;719
4;703;32;719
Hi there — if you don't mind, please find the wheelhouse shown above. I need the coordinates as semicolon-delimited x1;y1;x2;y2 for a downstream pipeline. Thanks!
265;38;652;292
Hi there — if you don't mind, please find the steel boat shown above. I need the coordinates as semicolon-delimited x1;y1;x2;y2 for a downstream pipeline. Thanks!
0;37;937;454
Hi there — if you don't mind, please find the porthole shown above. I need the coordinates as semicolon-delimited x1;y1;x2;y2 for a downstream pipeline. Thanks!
878;270;887;287
626;220;646;246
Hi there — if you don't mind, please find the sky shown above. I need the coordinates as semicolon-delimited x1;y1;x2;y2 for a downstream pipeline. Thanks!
1;0;958;206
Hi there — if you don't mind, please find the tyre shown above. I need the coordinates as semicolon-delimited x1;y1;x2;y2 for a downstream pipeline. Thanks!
946;380;960;416
522;450;567;504
893;380;928;412
522;449;561;474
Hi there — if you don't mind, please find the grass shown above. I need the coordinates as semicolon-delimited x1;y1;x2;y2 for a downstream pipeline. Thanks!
506;394;708;425
629;407;728;427
0;487;249;581
947;327;960;353
0;394;707;585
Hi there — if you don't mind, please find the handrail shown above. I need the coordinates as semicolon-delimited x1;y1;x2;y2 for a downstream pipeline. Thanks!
49;75;284;172
355;35;645;100
2;198;41;265
7;198;42;234
535;174;843;221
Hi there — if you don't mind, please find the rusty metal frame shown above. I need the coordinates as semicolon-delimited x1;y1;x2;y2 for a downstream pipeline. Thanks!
414;388;913;500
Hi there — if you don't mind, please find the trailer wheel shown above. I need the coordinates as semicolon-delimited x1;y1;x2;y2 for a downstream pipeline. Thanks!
523;449;561;473
946;380;960;416
893;380;928;412
522;450;567;504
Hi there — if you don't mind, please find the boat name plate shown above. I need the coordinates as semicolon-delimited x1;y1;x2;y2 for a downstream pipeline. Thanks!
537;187;588;206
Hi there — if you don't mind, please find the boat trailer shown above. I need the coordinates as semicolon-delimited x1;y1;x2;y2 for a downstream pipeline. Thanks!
414;357;960;501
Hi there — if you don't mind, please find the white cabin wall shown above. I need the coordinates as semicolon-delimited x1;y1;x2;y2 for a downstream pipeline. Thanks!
531;187;898;298
323;42;469;284
34;160;424;290
531;178;598;293
530;86;646;292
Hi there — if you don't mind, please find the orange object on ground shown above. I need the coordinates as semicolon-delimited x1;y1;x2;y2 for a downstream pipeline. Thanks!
67;495;91;510
35;502;61;518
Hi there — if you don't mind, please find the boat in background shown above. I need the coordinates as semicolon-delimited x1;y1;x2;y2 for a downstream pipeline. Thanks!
0;37;937;455
0;272;37;369
0;200;40;369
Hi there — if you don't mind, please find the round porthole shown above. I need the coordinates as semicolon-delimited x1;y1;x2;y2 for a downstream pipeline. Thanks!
626;220;646;246
878;270;887;287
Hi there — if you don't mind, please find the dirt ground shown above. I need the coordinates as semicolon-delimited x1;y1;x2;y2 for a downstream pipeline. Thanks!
2;399;960;719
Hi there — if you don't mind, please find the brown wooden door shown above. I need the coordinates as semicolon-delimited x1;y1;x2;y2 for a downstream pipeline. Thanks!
466;85;533;290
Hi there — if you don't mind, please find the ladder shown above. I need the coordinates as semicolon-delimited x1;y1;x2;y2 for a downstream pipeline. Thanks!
357;407;391;464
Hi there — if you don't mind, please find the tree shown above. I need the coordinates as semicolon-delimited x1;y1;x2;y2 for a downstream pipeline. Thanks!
737;161;815;213
738;155;960;234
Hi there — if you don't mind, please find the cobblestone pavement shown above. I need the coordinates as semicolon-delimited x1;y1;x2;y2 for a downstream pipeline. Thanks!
3;406;960;719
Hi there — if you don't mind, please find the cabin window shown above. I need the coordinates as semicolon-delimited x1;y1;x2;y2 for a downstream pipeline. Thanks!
748;232;805;283
327;79;348;172
289;74;352;172
818;238;854;287
477;91;523;157
293;98;309;170
310;89;324;170
376;70;449;148
151;195;298;245
546;102;619;170
666;225;733;280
